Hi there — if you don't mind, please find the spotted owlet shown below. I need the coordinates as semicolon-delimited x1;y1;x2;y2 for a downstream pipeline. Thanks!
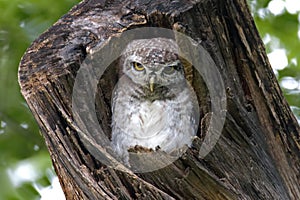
111;37;199;163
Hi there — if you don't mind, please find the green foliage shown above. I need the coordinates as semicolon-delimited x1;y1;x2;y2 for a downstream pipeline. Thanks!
250;0;300;117
0;0;79;199
0;0;299;199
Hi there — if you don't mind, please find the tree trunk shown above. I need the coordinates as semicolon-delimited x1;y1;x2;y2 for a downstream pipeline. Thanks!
18;0;300;199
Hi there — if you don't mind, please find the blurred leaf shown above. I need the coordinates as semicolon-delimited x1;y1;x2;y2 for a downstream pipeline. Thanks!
0;0;79;199
251;0;300;121
0;0;299;199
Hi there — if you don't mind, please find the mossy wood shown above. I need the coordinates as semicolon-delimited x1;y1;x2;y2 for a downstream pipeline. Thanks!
18;0;300;199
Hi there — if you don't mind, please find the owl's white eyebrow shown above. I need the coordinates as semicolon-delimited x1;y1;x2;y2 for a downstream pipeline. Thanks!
126;55;143;62
163;60;180;66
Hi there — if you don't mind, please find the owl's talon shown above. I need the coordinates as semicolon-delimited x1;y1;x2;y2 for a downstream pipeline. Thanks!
128;145;153;153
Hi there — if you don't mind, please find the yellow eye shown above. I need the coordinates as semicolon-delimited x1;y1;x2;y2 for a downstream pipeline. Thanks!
163;66;175;74
132;62;144;71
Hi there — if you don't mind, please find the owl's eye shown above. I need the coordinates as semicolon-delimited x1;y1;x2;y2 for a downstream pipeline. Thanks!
132;62;144;71
163;66;176;75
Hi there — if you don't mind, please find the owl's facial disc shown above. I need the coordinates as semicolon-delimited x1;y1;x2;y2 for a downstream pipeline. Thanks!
130;61;157;92
129;59;183;90
130;61;155;92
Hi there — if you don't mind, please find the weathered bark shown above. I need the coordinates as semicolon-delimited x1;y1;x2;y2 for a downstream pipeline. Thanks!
18;0;300;199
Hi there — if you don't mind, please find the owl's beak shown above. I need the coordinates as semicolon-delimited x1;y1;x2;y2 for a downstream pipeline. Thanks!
149;76;155;92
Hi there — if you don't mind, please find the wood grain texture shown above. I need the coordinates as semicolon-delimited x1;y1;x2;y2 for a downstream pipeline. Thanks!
19;0;300;199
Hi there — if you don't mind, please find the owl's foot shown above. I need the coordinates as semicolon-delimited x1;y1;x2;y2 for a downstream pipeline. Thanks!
127;145;154;153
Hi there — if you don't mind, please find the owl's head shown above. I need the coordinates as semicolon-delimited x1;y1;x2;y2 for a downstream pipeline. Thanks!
121;38;185;92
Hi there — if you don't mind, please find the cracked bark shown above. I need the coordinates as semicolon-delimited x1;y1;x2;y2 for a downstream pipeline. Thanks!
18;0;300;199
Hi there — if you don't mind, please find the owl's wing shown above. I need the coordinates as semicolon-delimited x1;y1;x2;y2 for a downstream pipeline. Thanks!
187;82;200;133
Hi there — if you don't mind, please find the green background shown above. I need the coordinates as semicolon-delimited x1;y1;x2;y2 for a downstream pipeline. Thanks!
0;0;299;199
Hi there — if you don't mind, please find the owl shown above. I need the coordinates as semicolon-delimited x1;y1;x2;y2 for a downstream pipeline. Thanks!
111;37;199;163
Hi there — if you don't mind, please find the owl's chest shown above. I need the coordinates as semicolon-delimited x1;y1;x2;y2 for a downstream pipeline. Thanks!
136;100;167;121
112;83;194;139
127;100;170;137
